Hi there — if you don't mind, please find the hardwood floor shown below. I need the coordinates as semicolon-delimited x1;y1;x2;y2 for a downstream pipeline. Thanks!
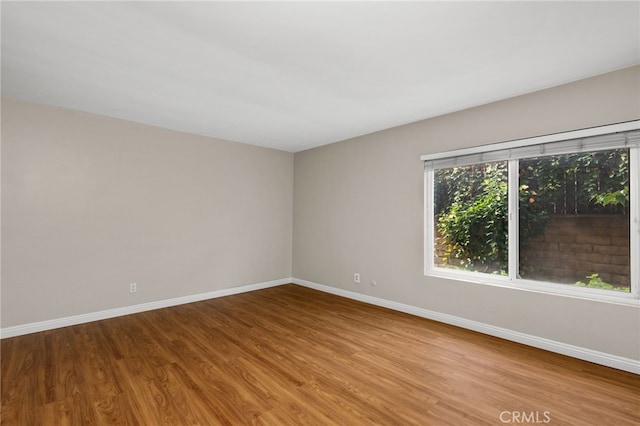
2;284;639;425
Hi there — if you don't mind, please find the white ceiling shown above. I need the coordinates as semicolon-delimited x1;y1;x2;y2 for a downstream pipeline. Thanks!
2;2;639;152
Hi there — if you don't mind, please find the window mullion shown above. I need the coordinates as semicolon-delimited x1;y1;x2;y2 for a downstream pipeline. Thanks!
508;159;519;281
630;147;639;297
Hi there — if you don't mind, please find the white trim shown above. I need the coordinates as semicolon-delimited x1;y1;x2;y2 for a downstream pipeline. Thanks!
3;276;638;374
0;278;290;339
508;159;519;280
630;147;640;299
420;120;640;162
424;165;434;276
427;267;640;306
292;278;640;375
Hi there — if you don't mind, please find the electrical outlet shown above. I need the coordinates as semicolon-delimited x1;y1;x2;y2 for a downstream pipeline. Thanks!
129;282;137;293
354;273;360;283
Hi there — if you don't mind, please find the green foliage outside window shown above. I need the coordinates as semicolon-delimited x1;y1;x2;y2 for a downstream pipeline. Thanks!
435;149;629;278
435;162;509;273
575;274;627;292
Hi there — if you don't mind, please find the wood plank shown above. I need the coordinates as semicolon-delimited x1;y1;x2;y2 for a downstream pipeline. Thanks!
2;284;639;425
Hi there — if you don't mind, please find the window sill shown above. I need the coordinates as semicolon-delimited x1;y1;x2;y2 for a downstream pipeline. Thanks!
426;268;640;306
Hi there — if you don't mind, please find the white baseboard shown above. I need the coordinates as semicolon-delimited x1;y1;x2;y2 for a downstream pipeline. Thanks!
3;276;638;374
0;278;290;339
292;278;640;375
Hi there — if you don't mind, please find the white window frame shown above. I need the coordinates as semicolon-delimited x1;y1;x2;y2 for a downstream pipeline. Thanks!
422;121;640;305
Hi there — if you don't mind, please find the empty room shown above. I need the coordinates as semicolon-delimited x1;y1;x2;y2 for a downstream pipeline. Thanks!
1;1;639;425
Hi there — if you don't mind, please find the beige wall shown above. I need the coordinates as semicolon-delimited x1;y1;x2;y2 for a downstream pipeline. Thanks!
3;66;639;361
293;65;640;360
1;98;293;327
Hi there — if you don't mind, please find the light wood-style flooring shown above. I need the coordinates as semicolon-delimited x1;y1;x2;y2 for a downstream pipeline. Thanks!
2;284;639;425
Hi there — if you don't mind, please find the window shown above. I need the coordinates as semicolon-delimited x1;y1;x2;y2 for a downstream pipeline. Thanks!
423;122;640;303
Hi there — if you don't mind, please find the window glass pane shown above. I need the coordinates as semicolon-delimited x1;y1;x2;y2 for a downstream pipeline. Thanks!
434;161;508;275
518;149;630;292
